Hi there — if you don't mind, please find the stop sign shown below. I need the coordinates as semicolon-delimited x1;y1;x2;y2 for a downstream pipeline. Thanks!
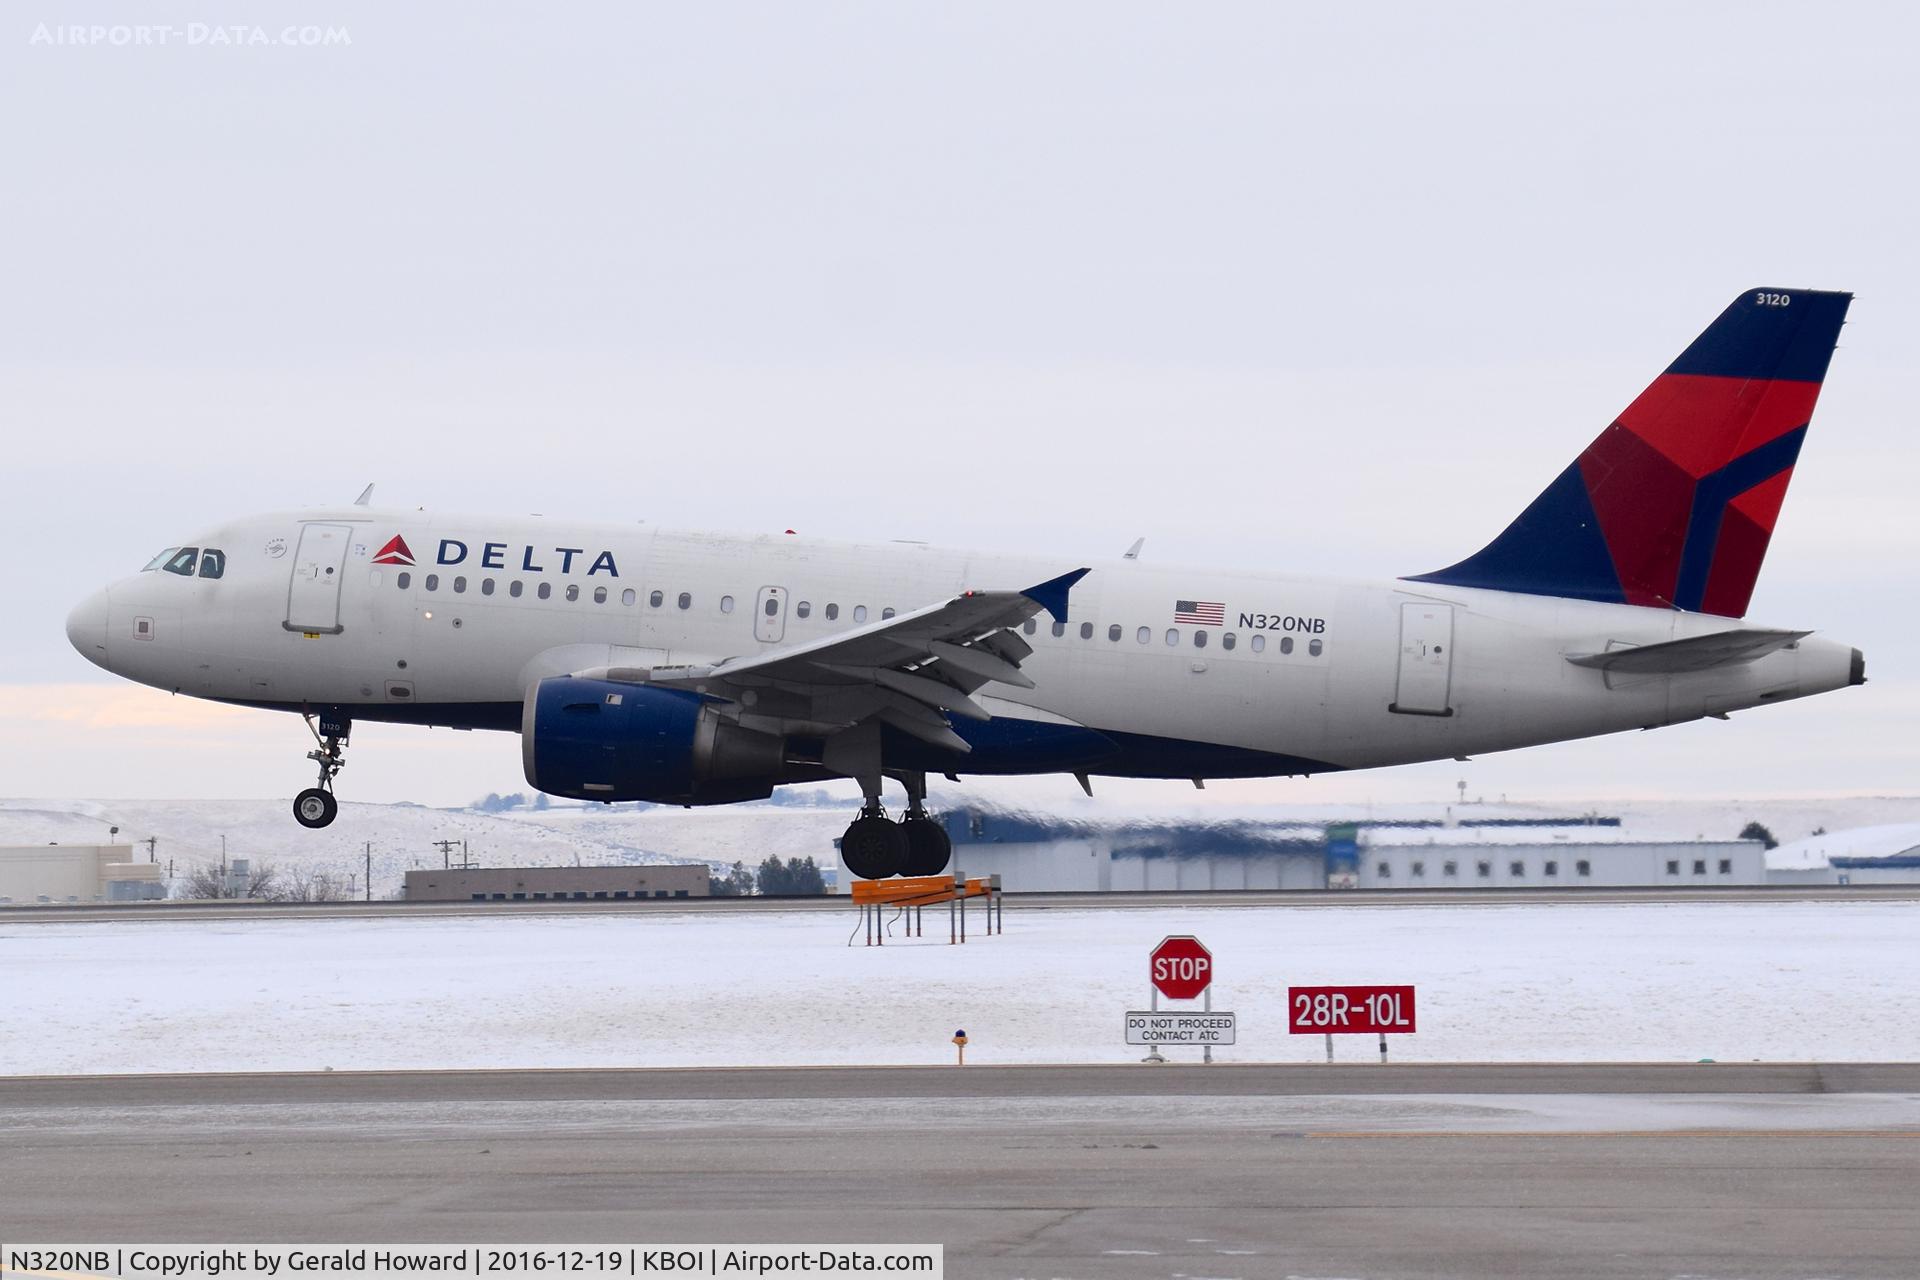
1149;935;1213;1000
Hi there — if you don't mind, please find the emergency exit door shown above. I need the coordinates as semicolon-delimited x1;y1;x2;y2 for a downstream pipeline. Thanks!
754;586;788;642
284;522;352;634
1390;602;1455;716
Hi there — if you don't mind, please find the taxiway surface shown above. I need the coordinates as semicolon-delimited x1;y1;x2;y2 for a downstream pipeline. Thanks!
5;1065;1917;1279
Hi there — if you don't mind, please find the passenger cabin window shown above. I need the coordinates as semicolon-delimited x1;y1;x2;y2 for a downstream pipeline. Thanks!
882;607;895;619
481;578;495;596
826;604;840;620
1051;622;1066;638
1165;628;1179;646
1136;626;1150;644
1080;622;1093;639
197;549;226;579
1309;638;1324;656
538;582;552;600
1193;631;1207;648
720;595;735;614
649;590;663;607
162;548;199;576
1251;634;1266;652
1280;636;1294;654
797;601;812;619
509;581;522;598
453;576;467;593
1221;633;1236;650
425;574;440;591
621;588;636;605
766;598;779;616
397;572;411;589
677;592;691;610
1108;624;1122;642
853;606;868;623
566;584;581;602
593;586;608;604
1023;619;1037;635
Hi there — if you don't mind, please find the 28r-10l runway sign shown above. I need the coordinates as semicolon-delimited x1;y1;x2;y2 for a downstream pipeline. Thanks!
1287;985;1416;1034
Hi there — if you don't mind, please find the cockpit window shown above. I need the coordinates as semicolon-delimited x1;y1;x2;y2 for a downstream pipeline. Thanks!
142;548;181;572
161;548;200;577
197;549;226;579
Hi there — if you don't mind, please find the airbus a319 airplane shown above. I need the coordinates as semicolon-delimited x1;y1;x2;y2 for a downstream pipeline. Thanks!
68;288;1862;878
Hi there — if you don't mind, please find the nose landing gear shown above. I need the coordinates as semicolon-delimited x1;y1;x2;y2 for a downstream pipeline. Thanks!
293;710;349;829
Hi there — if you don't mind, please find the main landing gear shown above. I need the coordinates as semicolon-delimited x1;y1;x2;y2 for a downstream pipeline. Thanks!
293;710;349;830
838;770;952;880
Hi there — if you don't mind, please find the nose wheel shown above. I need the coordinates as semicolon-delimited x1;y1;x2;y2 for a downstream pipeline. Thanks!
294;709;350;829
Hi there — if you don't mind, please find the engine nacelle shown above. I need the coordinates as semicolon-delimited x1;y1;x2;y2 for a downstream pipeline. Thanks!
522;676;784;805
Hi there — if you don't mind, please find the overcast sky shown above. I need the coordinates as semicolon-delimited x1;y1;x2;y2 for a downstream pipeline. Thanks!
2;1;1915;810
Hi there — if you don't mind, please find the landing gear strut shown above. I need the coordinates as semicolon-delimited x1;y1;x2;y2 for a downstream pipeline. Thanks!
294;710;349;829
836;771;951;881
898;771;952;877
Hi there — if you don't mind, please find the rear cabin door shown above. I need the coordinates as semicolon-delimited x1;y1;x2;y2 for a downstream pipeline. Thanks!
754;586;788;642
285;522;352;634
1390;602;1455;716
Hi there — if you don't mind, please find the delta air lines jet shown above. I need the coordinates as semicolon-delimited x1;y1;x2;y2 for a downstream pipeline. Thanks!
67;289;1864;878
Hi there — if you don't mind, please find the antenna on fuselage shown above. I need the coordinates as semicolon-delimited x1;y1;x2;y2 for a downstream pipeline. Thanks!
353;483;375;507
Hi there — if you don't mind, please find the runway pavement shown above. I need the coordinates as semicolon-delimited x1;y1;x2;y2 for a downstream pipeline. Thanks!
4;1065;1917;1278
5;881;1915;924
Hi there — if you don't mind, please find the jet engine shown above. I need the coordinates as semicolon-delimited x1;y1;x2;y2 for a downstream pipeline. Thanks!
521;676;784;805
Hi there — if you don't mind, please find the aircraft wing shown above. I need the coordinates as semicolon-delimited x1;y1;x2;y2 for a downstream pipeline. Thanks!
594;568;1091;753
1567;628;1809;675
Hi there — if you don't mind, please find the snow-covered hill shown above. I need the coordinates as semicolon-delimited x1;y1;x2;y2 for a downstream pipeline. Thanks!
0;797;858;899
6;792;1918;900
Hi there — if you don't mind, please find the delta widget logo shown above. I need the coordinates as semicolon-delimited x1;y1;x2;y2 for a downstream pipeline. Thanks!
371;535;415;566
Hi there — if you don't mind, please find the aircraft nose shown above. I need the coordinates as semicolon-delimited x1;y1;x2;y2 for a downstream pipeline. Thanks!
67;588;110;669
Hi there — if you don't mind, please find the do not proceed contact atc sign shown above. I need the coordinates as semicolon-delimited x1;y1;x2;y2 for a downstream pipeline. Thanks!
1125;1010;1237;1045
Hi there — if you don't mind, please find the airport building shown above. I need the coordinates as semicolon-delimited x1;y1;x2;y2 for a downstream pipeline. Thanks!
404;864;710;902
1353;826;1764;887
1765;824;1920;886
0;844;167;904
882;808;1776;893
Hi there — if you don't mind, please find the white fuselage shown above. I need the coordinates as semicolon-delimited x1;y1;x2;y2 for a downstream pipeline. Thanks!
68;507;1861;781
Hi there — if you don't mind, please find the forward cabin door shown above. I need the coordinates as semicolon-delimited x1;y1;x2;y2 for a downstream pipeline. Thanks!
754;586;788;643
285;522;352;634
1390;602;1455;715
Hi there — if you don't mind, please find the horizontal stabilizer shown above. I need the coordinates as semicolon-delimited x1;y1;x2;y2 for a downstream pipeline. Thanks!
1567;628;1808;675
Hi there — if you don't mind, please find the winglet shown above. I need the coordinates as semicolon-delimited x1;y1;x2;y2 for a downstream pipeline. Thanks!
1023;568;1091;622
353;483;375;507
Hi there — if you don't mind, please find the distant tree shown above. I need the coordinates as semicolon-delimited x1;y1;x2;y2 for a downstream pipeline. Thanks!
176;860;281;900
279;868;353;902
532;793;552;811
1810;826;1827;836
1739;821;1779;850
708;861;756;896
756;855;826;896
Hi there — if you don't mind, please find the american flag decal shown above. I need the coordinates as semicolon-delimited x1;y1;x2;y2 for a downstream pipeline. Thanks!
1174;599;1225;626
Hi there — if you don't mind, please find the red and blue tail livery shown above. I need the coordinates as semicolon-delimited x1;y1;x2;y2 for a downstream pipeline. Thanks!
1410;287;1851;617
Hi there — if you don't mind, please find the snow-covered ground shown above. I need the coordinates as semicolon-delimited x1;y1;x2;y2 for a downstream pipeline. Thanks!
3;899;1915;1075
